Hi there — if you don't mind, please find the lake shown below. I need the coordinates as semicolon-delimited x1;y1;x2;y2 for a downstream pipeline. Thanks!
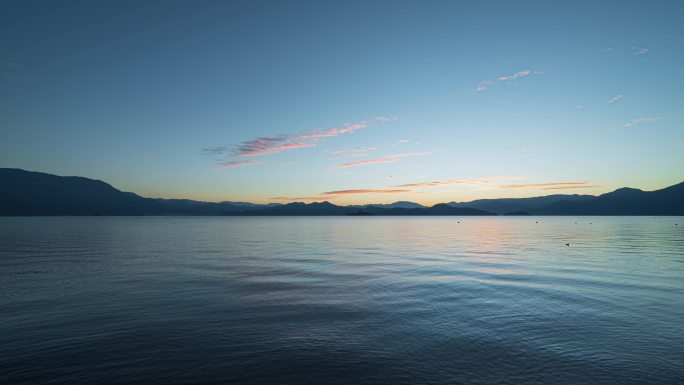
0;217;683;384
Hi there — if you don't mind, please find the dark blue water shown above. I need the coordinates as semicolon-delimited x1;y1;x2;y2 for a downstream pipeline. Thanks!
1;217;683;384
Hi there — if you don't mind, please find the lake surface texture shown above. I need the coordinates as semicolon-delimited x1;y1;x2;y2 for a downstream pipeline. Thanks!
1;217;682;384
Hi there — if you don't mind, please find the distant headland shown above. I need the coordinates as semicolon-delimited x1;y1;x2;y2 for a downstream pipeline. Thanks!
1;168;683;216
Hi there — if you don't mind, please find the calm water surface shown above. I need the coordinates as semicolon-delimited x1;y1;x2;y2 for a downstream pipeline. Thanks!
1;217;683;384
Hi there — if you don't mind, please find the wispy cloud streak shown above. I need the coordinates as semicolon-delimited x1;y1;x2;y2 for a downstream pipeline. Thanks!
294;122;369;140
234;137;317;157
542;185;600;190
270;196;340;201
393;176;525;189
218;160;262;169
498;70;532;81
499;181;591;189
608;94;624;104
632;46;649;55
207;116;394;168
623;117;659;127
269;187;412;202
476;81;493;92
335;152;430;168
331;147;377;156
322;189;412;195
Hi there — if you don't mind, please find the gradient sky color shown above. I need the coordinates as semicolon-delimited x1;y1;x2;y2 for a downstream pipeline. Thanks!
1;0;683;205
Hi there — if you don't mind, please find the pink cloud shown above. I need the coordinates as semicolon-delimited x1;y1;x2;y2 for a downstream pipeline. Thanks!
270;187;413;201
335;152;430;168
331;147;377;156
294;128;339;140
322;189;413;195
393;176;526;189
231;120;371;158
235;137;317;157
336;157;398;168
339;122;368;134
394;180;461;188
207;116;397;169
296;121;369;139
218;160;262;169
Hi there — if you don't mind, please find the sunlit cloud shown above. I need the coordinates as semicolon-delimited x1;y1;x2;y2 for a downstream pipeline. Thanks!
499;181;591;189
322;189;413;195
604;47;614;52
394;180;459;188
335;152;430;168
218;160;262;169
295;121;369;139
233;137;317;157
205;117;396;169
340;122;368;134
236;121;368;156
335;157;397;168
542;185;600;190
269;187;412;201
608;94;624;104
623;117;660;127
330;147;377;156
393;176;525;189
632;46;649;55
295;128;340;140
498;69;532;81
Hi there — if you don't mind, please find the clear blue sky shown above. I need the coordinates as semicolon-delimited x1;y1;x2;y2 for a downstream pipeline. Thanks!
1;0;683;204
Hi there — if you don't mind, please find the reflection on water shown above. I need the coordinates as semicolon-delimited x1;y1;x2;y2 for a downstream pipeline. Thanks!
1;217;683;384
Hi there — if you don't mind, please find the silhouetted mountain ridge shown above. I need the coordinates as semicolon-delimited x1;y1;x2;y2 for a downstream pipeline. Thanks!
537;182;684;215
446;194;594;214
0;168;165;215
1;168;682;216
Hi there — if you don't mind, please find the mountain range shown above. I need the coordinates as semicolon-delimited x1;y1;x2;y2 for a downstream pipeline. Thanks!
1;168;683;216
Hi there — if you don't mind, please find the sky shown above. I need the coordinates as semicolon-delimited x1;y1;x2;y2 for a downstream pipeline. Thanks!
1;0;683;205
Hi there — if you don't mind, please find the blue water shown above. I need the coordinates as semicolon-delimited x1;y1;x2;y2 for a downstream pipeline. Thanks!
0;217;683;384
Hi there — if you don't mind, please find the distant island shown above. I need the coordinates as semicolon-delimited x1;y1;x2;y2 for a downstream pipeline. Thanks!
1;168;683;216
